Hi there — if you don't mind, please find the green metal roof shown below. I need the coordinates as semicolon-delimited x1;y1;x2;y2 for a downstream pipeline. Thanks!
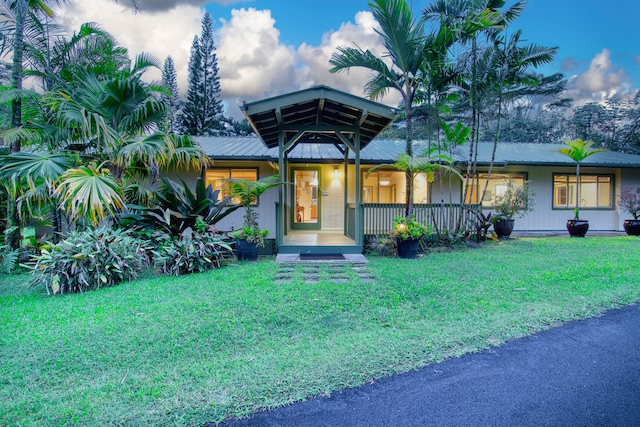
194;136;640;168
239;85;398;149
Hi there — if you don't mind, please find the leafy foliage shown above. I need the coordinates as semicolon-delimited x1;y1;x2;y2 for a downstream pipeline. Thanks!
492;180;535;220
232;225;269;248
390;216;430;240
619;187;640;220
153;231;233;276
1;228;20;274
30;227;151;295
471;211;497;242
121;177;239;238
54;162;125;226
225;174;286;242
557;139;605;216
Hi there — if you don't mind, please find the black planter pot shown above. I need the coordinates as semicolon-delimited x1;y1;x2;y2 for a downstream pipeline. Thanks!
623;219;640;236
396;238;420;259
493;219;515;239
567;219;589;237
236;239;258;261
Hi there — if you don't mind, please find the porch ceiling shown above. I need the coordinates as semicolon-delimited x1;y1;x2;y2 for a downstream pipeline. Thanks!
240;85;398;149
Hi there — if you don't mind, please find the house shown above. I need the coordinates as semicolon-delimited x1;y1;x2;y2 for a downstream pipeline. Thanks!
173;86;640;254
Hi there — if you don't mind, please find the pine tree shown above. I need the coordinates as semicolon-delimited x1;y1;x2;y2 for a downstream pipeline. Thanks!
199;12;223;134
181;12;224;136
182;35;203;135
161;55;181;134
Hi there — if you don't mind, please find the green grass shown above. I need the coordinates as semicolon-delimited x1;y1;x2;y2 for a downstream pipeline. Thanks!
1;237;639;426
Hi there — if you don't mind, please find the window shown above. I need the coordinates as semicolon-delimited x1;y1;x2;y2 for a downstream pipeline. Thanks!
205;169;258;204
553;174;613;209
464;174;526;207
362;170;429;204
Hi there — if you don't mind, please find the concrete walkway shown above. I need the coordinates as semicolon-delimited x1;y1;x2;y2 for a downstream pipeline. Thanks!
219;304;640;426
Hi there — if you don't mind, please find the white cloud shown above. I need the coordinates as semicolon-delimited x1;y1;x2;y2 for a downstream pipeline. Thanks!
565;49;635;106
215;8;298;117
297;11;401;107
52;3;400;119
55;0;202;97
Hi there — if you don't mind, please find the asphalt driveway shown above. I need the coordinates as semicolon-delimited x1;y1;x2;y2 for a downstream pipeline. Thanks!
219;303;640;427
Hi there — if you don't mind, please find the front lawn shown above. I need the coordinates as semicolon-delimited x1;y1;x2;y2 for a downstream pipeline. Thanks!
1;237;639;426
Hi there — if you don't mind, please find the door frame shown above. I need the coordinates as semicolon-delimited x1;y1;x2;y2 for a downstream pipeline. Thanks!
290;166;321;230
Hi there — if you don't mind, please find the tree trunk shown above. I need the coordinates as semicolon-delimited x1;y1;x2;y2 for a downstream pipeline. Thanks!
404;90;414;219
6;2;26;250
10;2;26;152
457;37;478;234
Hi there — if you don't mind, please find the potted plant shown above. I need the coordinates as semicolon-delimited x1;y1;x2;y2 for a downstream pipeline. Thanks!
226;175;286;261
557;139;604;237
492;180;535;238
619;187;640;235
389;216;429;259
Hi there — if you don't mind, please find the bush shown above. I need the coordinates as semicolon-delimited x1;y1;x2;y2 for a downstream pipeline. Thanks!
30;227;151;295
120;177;239;238
0;245;19;274
153;232;233;276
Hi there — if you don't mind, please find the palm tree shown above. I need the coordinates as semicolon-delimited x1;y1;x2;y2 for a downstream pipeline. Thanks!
329;0;425;217
0;151;74;240
0;0;69;250
557;139;604;220
2;22;210;235
423;0;530;232
369;145;462;222
476;30;557;203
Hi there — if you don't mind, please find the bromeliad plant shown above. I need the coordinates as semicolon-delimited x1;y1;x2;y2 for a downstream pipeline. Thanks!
390;216;429;241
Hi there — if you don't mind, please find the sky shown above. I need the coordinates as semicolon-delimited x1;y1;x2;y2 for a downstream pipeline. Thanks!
52;0;640;120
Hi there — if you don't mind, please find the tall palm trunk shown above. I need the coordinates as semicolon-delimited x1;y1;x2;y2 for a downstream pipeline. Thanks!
10;1;26;153
575;162;581;214
458;37;479;233
480;78;504;203
6;2;27;250
404;90;414;219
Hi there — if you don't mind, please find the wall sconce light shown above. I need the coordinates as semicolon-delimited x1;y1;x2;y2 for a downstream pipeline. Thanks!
333;168;340;179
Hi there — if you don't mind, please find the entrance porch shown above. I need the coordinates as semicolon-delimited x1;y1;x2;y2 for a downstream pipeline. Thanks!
241;85;398;255
278;230;360;254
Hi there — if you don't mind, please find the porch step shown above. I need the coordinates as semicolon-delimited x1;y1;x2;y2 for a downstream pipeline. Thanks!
275;253;368;264
277;244;362;255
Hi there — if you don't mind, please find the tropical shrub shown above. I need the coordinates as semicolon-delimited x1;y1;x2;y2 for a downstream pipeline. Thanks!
0;245;19;274
492;180;535;220
232;225;269;247
619;187;640;220
153;232;234;276
121;177;238;238
1;227;21;274
30;227;151;295
389;216;430;240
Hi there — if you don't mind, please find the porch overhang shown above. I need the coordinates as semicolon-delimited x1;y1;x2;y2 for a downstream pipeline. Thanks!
240;85;397;149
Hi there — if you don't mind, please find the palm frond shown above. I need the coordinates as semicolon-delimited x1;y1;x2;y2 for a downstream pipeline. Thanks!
0;151;74;185
54;163;125;226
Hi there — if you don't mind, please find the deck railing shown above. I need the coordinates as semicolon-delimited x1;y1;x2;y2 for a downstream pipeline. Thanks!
347;203;481;238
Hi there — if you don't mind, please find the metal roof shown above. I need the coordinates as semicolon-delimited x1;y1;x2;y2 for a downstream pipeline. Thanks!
239;85;398;149
194;136;640;168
